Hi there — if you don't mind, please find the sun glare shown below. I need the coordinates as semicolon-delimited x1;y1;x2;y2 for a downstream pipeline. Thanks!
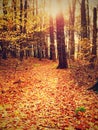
49;0;67;18
49;1;62;18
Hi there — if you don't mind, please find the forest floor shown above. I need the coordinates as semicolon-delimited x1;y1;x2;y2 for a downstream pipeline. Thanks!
0;57;98;130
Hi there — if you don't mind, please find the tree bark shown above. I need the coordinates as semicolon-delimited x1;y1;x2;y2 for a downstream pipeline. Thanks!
2;40;7;59
56;12;68;69
92;7;97;58
81;0;87;38
49;16;56;61
20;0;23;33
12;0;17;31
33;0;35;16
89;7;97;68
24;0;27;33
86;0;90;39
3;0;8;31
36;0;38;15
69;0;76;59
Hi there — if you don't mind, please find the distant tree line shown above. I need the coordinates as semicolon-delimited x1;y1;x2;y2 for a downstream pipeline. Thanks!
0;0;97;69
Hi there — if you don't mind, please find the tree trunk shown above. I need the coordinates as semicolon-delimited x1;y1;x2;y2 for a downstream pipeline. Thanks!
20;44;24;61
3;0;8;31
86;0;90;39
33;44;37;57
81;0;87;38
49;16;56;61
36;0;38;15
69;0;76;60
33;0;35;16
20;0;23;33
2;40;7;59
24;0;27;33
12;0;17;31
92;7;97;58
43;0;48;59
90;7;97;68
56;12;68;69
45;42;48;58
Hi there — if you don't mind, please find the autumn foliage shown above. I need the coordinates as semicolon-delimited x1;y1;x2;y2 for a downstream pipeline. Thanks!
0;58;98;130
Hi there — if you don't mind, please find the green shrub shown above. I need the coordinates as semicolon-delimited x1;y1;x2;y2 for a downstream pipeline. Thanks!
75;106;86;115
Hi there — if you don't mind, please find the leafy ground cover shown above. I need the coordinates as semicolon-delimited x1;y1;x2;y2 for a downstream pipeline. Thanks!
0;58;98;130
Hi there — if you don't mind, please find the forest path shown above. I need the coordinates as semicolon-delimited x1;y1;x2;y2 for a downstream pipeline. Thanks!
0;58;98;130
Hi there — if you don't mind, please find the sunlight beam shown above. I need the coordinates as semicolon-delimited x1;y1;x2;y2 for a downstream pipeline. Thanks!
49;0;61;18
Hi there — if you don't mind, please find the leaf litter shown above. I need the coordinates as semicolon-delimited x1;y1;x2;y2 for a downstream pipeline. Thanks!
0;58;98;130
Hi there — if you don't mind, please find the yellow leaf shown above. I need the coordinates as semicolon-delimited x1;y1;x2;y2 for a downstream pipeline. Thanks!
0;104;3;111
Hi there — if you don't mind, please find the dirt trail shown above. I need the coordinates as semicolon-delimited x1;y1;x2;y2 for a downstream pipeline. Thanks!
0;58;98;130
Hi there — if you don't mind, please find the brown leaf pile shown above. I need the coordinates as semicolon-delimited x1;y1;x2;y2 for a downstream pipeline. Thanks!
0;58;98;130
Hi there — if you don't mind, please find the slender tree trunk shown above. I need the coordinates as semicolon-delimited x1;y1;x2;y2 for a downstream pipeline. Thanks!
20;45;24;61
81;0;87;38
32;0;36;57
36;0;38;15
43;0;45;12
24;0;27;33
2;0;8;59
33;44;37;57
56;12;68;69
13;0;17;31
45;42;48;58
69;0;76;59
90;7;97;68
33;0;35;16
49;16;56;61
2;40;7;59
43;0;48;58
86;0;90;39
20;0;23;33
3;0;8;31
92;7;97;57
